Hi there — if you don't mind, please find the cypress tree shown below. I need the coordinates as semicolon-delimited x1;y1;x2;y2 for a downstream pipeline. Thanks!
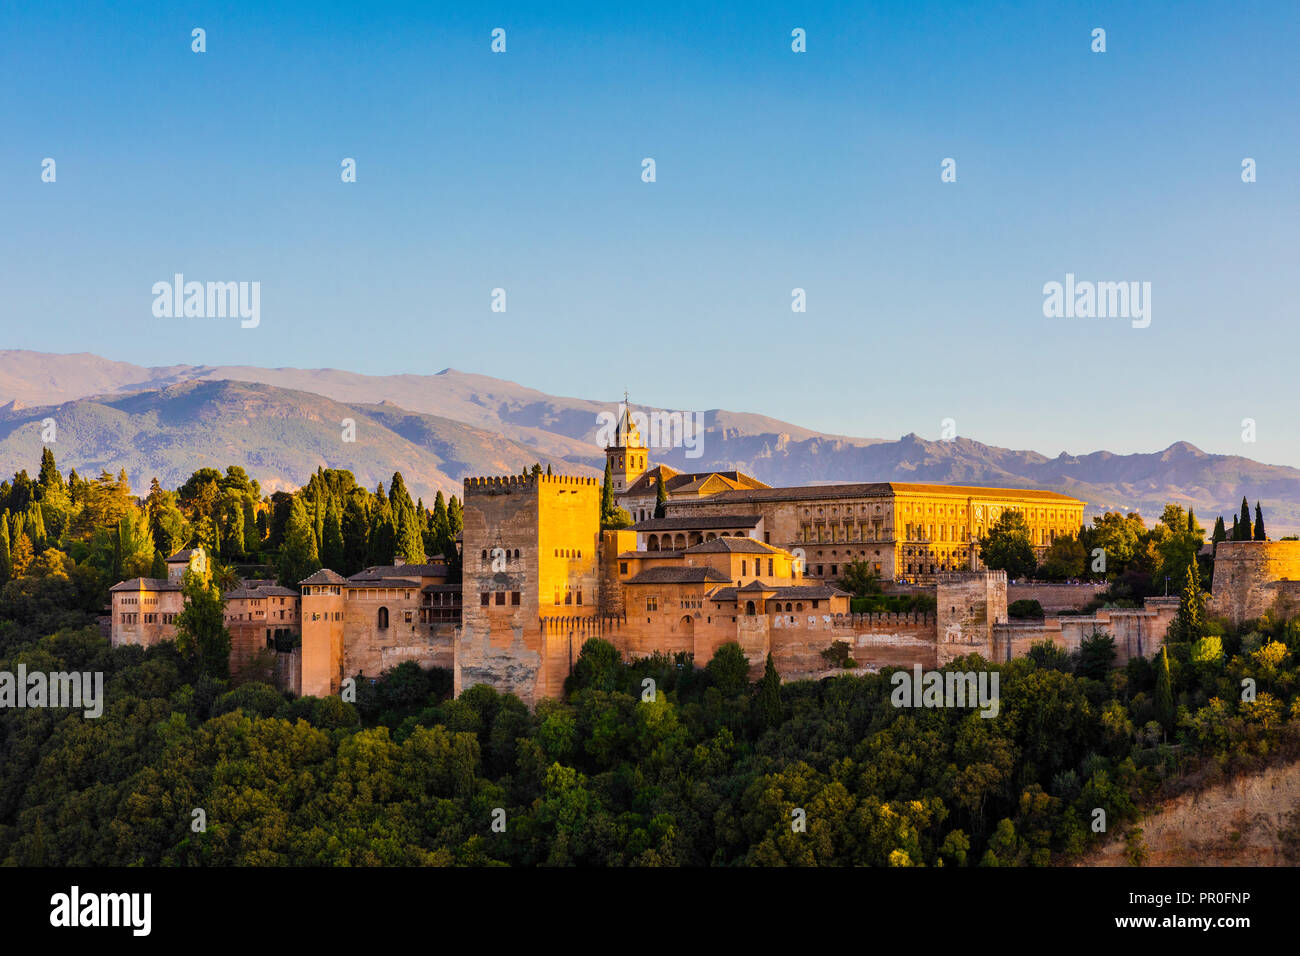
1254;502;1266;541
10;531;33;578
756;652;783;730
1239;497;1252;540
600;459;615;523
38;447;63;492
1154;646;1175;733
1212;516;1226;544
312;489;325;553
447;496;463;537
395;505;426;565
341;495;369;575
430;491;451;554
367;490;396;567
174;571;232;680
0;519;10;585
278;496;321;588
1231;514;1240;541
1166;564;1205;645
546;464;552;476
242;498;259;555
322;495;345;570
654;473;668;519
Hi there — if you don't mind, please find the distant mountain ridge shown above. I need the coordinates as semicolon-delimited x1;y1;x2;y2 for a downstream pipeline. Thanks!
1;350;1298;533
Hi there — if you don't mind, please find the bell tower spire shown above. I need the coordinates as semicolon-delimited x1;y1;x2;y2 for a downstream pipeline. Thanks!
606;393;647;495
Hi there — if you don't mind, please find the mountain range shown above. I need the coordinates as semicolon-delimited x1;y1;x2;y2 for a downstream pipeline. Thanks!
2;350;1298;534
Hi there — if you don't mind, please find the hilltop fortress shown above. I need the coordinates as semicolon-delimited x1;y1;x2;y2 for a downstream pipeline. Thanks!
111;406;1295;706
294;408;1165;706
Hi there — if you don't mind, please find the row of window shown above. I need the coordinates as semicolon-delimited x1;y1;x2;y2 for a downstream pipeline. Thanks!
118;612;176;625
480;591;523;606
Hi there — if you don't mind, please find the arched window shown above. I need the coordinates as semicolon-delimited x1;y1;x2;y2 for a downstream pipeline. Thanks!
377;607;389;629
745;601;756;615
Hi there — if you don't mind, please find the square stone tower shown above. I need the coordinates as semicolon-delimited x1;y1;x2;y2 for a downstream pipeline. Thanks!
459;473;602;706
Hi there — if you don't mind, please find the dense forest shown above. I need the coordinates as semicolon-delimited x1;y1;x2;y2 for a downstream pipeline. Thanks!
0;450;464;611
1;566;1297;865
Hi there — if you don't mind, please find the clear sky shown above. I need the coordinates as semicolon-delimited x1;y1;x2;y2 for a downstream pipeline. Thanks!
2;1;1297;464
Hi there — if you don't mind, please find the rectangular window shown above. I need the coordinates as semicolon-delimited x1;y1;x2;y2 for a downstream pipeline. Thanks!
576;590;582;605
480;592;490;606
620;562;628;574
511;592;521;606
647;597;658;611
495;591;505;606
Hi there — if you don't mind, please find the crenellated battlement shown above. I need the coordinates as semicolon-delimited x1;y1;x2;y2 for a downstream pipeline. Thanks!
937;570;1007;584
464;473;599;495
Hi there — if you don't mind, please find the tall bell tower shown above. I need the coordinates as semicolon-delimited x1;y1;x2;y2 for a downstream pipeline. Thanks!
606;393;648;494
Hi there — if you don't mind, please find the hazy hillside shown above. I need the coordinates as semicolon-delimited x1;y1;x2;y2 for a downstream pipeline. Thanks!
2;351;1299;532
0;380;597;501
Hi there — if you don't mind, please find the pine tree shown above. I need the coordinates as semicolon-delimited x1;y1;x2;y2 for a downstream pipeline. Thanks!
1154;646;1175;732
322;495;345;570
1239;497;1252;540
278;497;321;587
1254;502;1266;541
654;474;668;519
531;462;543;477
756;652;783;730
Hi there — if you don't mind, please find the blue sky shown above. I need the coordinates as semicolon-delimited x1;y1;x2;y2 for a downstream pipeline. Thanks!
2;1;1297;464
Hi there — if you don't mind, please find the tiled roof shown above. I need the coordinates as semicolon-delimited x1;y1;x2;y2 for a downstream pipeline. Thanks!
165;548;202;562
226;585;300;599
299;569;349;586
709;584;848;602
670;481;1084;505
625;566;733;585
629;514;761;532
110;577;180;592
618;550;683;559
351;563;447;579
683;537;780;555
623;466;769;498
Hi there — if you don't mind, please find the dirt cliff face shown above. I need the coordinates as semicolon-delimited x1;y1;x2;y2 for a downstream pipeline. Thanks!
1081;759;1300;866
